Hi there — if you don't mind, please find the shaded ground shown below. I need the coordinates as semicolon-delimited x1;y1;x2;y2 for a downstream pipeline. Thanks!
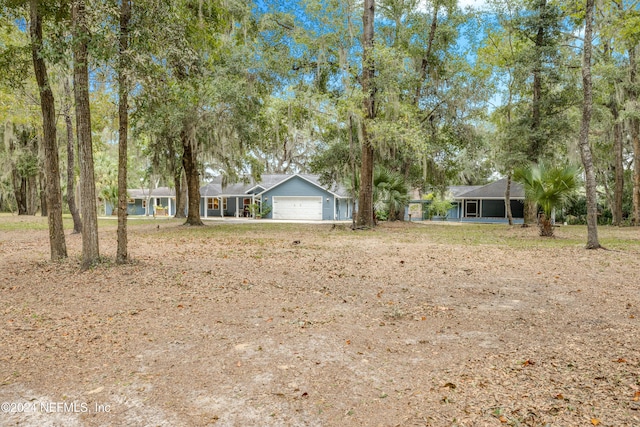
1;216;639;426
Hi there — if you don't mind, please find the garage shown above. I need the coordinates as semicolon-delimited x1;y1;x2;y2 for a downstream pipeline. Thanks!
272;196;323;220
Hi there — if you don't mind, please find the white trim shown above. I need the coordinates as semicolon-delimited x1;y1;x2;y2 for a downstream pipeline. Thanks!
333;196;337;220
245;184;266;194
465;200;479;218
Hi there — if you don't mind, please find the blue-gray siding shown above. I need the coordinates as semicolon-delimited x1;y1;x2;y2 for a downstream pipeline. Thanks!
201;197;245;217
260;176;337;220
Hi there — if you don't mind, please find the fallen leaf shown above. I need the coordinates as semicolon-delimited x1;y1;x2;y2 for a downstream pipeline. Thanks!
633;390;640;401
555;393;564;400
615;358;627;363
522;359;535;367
177;304;184;309
443;382;456;389
591;418;600;426
499;415;507;423
346;340;351;345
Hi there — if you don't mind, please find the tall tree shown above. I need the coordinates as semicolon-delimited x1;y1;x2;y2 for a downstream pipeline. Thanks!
356;0;376;228
181;118;203;226
72;0;100;268
629;45;640;225
29;0;67;260
116;0;130;263
63;77;82;234
578;0;600;249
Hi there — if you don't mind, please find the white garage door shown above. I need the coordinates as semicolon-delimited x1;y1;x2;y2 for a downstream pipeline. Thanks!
272;196;323;220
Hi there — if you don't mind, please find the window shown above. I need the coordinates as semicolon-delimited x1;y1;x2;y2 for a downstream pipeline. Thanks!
142;200;147;209
222;198;227;210
207;198;221;210
128;198;135;204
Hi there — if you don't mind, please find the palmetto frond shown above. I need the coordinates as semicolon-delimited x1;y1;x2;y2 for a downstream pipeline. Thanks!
514;162;580;217
373;167;410;219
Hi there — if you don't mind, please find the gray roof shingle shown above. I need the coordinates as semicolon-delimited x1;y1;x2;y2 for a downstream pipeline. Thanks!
454;179;524;199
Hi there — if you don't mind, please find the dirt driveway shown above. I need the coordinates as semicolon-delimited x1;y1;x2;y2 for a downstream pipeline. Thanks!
1;218;639;426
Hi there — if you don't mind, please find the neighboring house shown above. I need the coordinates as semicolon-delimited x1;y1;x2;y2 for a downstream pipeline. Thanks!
449;178;524;222
406;178;525;223
106;174;353;221
105;187;176;216
201;174;353;221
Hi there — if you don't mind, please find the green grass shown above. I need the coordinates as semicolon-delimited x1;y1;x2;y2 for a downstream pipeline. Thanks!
2;213;639;251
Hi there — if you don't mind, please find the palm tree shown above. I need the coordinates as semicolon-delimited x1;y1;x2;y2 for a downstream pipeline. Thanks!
514;163;580;236
373;167;410;221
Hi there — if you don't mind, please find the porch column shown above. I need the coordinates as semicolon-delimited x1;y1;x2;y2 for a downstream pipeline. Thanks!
220;197;224;218
334;196;337;220
204;197;208;218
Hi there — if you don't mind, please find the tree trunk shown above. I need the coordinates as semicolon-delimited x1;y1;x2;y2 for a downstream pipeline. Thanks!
64;78;82;234
523;0;548;227
29;0;67;260
609;97;625;225
538;213;553;237
116;0;131;264
523;199;537;226
5;124;32;215
356;0;376;229
168;139;186;218
174;167;186;218
181;122;203;226
578;0;600;249
26;174;38;215
38;171;46;216
528;0;546;162
349;113;357;228
11;167;28;215
505;173;513;226
629;46;640;226
73;0;100;268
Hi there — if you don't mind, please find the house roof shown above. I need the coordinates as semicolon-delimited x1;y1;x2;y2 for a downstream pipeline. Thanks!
448;185;483;198
201;174;351;198
454;178;524;199
126;174;353;199
128;187;175;198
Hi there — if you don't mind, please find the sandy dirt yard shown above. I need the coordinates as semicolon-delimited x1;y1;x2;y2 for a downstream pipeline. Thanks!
0;216;639;426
